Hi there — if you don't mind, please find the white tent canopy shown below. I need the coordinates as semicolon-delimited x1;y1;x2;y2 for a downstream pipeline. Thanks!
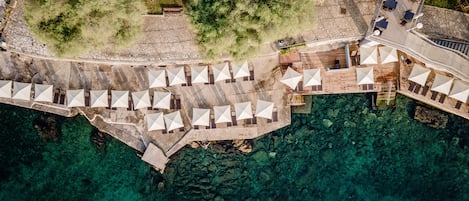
360;46;378;65
153;91;171;109
379;46;398;64
303;69;321;87
148;69;167;88
132;90;151;109
66;89;85;107
356;67;375;85
255;100;274;119
232;61;250;79
212;63;231;82
408;64;431;86
34;84;53;102
146;112;165;131
449;80;469;103
164;110;184;131
12;82;32;101
0;80;12;98
111;90;129;108
281;67;303;89
167;67;186;86
235;102;253;120
192;108;210;126
431;74;454;95
214;105;231;123
191;66;209;84
90;90;108;108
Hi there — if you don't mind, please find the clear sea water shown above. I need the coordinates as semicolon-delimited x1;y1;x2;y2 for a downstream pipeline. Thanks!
0;94;467;201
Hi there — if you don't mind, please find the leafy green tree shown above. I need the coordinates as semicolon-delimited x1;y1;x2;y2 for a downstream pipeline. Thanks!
24;0;146;57
184;0;316;59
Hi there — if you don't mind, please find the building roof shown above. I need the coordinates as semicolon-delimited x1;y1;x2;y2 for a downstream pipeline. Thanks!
379;46;398;64
66;89;85;107
111;90;129;108
148;69;167;88
360;46;378;65
255;99;274;119
235;101;253;120
34;84;53;102
141;143;168;171
153;91;171;109
191;66;209;84
166;67;186;86
132;90;151;109
449;80;469;103
12;82;31;101
408;64;431;86
232;61;250;79
192;108;210;126
214;105;231;123
0;80;12;98
146;112;165;131
90;90;109;108
280;67;303;89
303;69;321;87
356;67;375;85
431;74;454;95
212;63;231;82
164;110;184;131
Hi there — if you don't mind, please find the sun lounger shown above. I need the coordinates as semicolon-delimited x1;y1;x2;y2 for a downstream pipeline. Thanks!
194;125;199;130
421;86;429;96
249;70;254;80
211;119;216;129
431;91;438;100
455;101;462;109
179;127;185;132
273;111;278;122
408;82;415;91
231;114;238;126
176;99;181;109
53;88;60;104
413;84;421;94
438;94;446;103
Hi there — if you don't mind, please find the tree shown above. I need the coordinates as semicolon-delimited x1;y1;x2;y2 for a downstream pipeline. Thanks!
24;0;146;57
184;0;316;59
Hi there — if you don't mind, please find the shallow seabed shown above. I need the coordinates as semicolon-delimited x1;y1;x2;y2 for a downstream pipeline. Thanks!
0;94;468;201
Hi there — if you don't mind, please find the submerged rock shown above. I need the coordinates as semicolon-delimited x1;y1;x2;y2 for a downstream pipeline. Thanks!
33;113;63;141
414;106;448;128
90;129;110;150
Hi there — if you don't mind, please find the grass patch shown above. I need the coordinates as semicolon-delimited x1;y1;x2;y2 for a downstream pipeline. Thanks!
425;0;469;13
143;0;183;14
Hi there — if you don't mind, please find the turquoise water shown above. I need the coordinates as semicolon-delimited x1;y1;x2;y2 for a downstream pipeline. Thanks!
0;94;467;201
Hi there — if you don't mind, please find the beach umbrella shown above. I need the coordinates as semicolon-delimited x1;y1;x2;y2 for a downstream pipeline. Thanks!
34;84;53;102
280;67;302;89
153;91;171;109
360;46;378;65
66;89;85;107
164;110;184;131
449;80;469;103
356;67;375;85
303;69;321;87
408;64;430;86
379;46;398;64
214;105;231;123
192;108;210;126
232;61;250;79
132;90;151;109
212;63;231;82
0;80;12;98
191;66;209;84
111;90;129;108
255;100;274;119
431;74;453;95
12;82;32;101
146;112;165;131
90;90;108;108
235;101;253;120
148;69;167;88
166;67;186;86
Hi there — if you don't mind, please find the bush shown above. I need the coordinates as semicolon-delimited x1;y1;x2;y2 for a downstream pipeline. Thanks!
24;0;147;57
184;0;316;59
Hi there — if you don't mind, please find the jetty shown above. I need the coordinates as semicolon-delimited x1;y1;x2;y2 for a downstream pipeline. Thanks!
0;0;467;171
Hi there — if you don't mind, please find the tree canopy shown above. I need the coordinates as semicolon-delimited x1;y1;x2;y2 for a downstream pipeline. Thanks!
24;0;146;57
185;0;316;59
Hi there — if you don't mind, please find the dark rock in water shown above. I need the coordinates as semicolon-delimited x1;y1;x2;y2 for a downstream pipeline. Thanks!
33;113;63;141
414;106;448;128
90;129;110;150
209;140;253;154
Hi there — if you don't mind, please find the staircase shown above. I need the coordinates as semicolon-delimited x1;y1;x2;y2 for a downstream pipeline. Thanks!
374;82;397;110
430;39;469;57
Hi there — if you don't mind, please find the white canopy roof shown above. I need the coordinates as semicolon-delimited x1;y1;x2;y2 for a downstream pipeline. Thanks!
34;84;53;102
66;89;85;107
153;91;171;109
214;105;231;123
212;63;231;82
132;90;151;109
408;64;431;86
146;112;165;131
303;69;321;87
232;61;250;79
379;46;398;64
111;90;129;108
166;67;186;86
235;102;253;120
148;69;167;88
360;46;378;65
255;99;274;119
280;67;303;89
12;82;32;101
356;67;375;85
449;80;469;103
0;80;12;98
164;110;184;131
191;66;209;84
90;90;108;108
431;74;454;95
192;108;210;126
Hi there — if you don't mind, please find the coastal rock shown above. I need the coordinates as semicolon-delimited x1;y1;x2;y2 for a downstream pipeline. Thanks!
91;130;110;150
232;139;253;153
189;141;200;149
33;113;63;141
414;106;448;128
